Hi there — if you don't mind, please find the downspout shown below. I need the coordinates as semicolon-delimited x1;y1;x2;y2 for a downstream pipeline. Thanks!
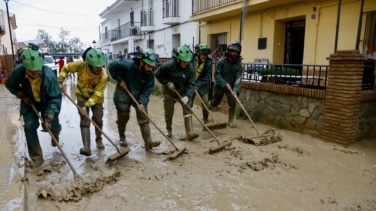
334;0;341;51
355;0;365;50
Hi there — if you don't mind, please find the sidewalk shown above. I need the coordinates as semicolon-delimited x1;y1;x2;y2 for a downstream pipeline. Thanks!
0;84;26;211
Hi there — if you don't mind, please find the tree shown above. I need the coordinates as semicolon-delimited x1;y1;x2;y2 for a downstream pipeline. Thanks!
36;28;86;53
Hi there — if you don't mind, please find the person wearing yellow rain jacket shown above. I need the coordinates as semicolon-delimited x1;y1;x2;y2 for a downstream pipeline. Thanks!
58;47;107;156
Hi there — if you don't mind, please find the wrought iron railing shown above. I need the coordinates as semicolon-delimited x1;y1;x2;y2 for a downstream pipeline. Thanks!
157;59;374;90
242;63;329;90
101;22;141;44
141;9;154;27
163;0;179;18
192;0;238;14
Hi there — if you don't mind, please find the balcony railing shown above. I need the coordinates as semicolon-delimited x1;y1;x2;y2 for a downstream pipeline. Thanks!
101;22;141;44
141;9;154;27
163;0;179;18
193;0;238;14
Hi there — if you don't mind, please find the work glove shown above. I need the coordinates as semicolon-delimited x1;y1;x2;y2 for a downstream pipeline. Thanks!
16;91;31;105
181;96;189;105
43;114;54;131
137;103;145;113
59;82;63;90
166;82;175;90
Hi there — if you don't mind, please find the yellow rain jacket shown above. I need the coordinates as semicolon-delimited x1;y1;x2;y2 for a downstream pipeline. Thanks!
58;61;107;107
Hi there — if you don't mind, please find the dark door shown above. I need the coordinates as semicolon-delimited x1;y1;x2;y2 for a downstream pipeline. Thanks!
284;20;305;65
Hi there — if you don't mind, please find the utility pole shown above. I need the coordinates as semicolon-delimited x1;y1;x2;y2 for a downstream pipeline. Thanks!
4;0;15;67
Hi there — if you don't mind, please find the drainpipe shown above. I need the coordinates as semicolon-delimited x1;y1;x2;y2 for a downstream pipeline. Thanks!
334;0;341;51
198;21;201;43
355;0;365;50
4;0;15;67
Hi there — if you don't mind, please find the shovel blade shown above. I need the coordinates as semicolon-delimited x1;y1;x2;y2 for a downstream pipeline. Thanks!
203;122;227;131
107;147;130;162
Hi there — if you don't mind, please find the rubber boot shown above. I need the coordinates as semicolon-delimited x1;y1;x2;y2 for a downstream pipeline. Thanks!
29;145;44;168
51;128;61;147
117;110;129;147
228;113;237;128
166;120;172;138
184;117;199;141
94;124;105;150
140;123;161;150
202;108;209;124
79;127;91;156
51;132;59;147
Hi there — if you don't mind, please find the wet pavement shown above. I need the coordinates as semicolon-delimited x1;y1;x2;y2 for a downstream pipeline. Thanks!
1;76;376;210
0;84;27;211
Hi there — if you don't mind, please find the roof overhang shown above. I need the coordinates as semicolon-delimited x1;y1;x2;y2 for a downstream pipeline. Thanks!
99;0;138;18
190;0;307;22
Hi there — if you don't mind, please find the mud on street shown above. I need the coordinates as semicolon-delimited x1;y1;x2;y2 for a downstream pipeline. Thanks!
1;78;376;211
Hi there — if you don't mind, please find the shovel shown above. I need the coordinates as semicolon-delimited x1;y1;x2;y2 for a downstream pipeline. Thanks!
172;89;231;153
62;91;130;162
30;103;81;179
229;88;281;143
194;90;227;130
122;86;186;160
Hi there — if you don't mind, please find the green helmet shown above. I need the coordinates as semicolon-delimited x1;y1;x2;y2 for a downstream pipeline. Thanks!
194;44;200;53
84;48;106;67
228;41;242;53
198;43;211;55
173;45;192;62
21;48;44;70
139;48;158;66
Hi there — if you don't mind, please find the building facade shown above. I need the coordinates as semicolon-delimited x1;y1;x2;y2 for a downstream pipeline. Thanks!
98;0;197;60
191;0;376;65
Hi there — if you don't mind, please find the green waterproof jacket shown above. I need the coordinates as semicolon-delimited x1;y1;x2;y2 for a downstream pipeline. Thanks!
191;55;212;96
214;55;242;93
155;59;196;99
108;59;154;111
5;65;62;116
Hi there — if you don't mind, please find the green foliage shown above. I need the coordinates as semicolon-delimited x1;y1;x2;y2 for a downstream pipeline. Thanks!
259;67;299;76
36;28;85;54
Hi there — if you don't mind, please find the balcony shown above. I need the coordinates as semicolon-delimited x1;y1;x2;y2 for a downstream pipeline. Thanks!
140;9;155;32
162;0;180;25
191;0;303;22
101;22;142;45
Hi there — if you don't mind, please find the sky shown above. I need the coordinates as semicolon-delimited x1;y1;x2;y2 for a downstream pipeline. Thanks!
0;0;116;47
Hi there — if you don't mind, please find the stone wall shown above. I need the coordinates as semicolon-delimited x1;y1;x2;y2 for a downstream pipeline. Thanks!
239;89;324;137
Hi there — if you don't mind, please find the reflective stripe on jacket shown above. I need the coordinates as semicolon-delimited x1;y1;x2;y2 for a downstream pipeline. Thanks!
59;61;107;106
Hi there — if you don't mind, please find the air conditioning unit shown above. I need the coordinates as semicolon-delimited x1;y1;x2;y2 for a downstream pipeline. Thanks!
131;26;140;36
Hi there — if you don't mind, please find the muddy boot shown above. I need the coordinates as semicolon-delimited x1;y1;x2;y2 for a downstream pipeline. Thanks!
119;135;128;147
166;129;172;138
184;117;199;141
51;133;59;147
94;124;105;150
166;119;173;138
228;113;237;128
29;145;44;168
140;123;161;150
95;138;104;149
79;127;91;156
51;129;61;147
117;110;129;147
202;107;209;124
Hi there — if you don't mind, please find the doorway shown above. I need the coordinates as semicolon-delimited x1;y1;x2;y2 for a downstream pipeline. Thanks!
284;20;305;65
